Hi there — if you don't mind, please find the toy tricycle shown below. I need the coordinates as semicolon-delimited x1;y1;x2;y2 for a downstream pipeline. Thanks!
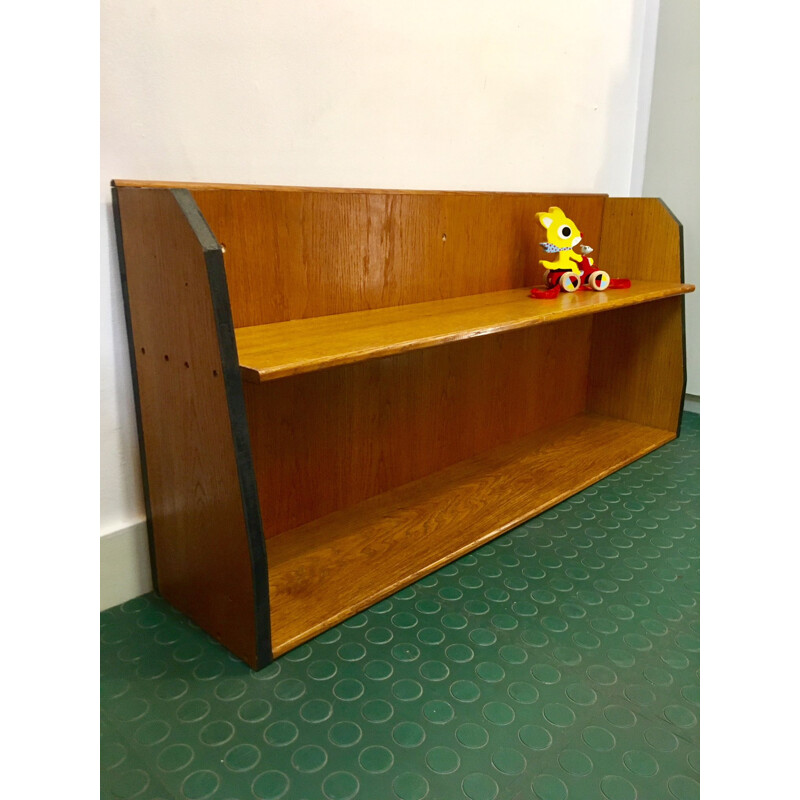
530;207;630;300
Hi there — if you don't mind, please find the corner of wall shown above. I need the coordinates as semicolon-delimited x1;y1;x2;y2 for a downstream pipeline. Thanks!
629;0;662;196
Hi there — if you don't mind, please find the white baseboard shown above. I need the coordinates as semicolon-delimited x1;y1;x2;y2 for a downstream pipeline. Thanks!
684;393;700;415
100;521;153;610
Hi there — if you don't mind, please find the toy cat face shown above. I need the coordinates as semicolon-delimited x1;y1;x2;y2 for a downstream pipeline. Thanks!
536;207;582;249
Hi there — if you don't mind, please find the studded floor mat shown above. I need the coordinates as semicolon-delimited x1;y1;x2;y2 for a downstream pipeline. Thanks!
100;412;699;800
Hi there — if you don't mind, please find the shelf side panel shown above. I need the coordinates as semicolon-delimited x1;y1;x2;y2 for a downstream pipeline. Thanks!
191;188;607;327
587;299;686;433
267;413;674;656
588;199;686;432
596;197;683;283
244;318;593;539
113;186;268;668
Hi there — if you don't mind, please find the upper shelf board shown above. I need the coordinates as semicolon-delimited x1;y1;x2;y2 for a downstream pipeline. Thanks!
235;280;694;383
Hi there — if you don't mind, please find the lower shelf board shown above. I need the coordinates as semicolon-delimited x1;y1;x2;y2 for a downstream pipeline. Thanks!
265;412;675;656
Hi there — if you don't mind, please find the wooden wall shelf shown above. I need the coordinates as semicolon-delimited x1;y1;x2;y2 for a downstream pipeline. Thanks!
236;281;692;383
112;181;694;668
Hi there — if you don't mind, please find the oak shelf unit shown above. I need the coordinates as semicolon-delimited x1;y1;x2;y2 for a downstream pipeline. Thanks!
112;181;694;668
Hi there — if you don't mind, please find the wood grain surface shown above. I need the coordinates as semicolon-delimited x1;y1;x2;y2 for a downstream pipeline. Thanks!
187;187;606;328
266;412;675;655
587;198;688;432
244;318;594;539
235;280;693;382
594;197;683;282
588;298;686;432
114;187;261;667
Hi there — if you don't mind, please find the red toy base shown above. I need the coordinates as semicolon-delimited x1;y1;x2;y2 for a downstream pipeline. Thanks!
529;272;631;299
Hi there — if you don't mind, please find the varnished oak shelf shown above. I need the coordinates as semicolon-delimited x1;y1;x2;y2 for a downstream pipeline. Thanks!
235;280;693;382
266;413;674;656
113;182;693;668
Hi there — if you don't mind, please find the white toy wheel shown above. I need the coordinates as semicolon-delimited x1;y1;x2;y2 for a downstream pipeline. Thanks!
560;273;581;293
588;271;610;291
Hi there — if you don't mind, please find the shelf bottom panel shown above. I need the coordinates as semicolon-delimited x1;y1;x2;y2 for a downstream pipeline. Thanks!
265;412;674;656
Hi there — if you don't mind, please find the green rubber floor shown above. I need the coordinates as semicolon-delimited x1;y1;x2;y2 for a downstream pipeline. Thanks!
101;412;699;800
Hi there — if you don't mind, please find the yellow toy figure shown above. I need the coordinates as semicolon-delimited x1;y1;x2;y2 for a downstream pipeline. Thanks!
530;206;629;299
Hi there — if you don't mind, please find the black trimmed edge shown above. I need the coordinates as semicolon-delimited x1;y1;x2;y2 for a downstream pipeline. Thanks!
657;198;689;439
171;188;274;668
111;186;159;593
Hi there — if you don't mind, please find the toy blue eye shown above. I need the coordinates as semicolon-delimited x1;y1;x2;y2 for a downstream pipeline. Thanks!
559;225;571;239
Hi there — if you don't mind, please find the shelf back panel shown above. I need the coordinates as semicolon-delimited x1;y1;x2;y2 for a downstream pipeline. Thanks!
245;317;593;539
189;187;607;328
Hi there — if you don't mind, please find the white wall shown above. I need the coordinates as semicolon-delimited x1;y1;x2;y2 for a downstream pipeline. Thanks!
641;0;700;396
100;0;661;599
